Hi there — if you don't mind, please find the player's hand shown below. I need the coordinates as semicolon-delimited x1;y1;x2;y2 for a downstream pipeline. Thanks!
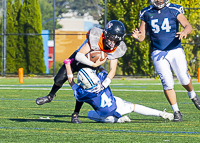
68;76;73;83
92;57;107;67
132;28;141;40
175;31;187;40
90;83;104;93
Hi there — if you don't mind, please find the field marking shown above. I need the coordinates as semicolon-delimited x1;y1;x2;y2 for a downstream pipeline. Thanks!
0;82;199;87
0;87;200;92
0;126;200;137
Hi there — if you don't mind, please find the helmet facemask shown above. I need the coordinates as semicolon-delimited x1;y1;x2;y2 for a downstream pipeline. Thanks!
104;31;122;50
150;0;169;9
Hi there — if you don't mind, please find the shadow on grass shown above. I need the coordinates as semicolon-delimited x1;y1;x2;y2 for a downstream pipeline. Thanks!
9;118;71;123
33;114;88;118
9;114;168;124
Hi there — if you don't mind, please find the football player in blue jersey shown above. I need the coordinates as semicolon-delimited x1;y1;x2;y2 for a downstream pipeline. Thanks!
132;0;200;122
64;59;174;123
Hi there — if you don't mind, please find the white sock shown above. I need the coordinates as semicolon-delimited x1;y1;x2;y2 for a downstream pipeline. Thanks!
188;89;196;99
171;103;179;112
134;104;161;117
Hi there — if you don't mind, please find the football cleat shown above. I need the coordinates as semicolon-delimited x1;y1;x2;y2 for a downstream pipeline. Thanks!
159;109;174;121
71;112;81;123
173;111;182;122
117;115;131;123
191;95;200;110
36;94;56;105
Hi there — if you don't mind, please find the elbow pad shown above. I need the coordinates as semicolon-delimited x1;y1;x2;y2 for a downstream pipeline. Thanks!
75;52;94;66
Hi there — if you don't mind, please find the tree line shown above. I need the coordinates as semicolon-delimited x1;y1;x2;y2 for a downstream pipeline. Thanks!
0;0;199;76
100;0;200;76
2;0;46;74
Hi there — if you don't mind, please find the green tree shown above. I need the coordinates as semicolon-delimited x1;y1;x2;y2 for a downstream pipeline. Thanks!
101;0;200;76
176;0;200;76
13;0;22;73
23;0;46;74
6;0;16;73
100;0;153;75
0;19;2;74
18;0;45;74
39;0;62;40
69;0;101;20
17;0;28;73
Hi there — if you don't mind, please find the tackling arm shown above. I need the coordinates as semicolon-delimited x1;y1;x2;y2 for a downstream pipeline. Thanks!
102;59;118;88
64;59;75;87
75;42;107;67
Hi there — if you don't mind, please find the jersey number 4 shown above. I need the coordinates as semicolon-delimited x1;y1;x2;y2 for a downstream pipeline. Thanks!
100;93;112;108
151;18;171;33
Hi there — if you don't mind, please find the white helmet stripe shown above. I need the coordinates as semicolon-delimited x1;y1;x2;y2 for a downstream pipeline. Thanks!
80;69;95;87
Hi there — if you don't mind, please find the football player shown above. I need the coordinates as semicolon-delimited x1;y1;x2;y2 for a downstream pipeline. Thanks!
65;61;174;123
132;0;200;121
36;20;127;123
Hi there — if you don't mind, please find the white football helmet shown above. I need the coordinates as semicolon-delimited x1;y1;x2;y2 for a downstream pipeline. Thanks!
77;68;100;90
150;0;169;9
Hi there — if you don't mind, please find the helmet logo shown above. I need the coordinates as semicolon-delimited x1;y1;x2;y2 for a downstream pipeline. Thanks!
106;22;113;29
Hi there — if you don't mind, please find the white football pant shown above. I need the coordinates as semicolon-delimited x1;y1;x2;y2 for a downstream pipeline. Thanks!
152;48;190;90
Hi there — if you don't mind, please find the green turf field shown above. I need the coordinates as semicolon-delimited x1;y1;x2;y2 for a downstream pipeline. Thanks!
0;77;200;142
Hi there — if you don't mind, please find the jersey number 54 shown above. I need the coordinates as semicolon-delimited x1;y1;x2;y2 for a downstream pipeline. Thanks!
151;18;171;33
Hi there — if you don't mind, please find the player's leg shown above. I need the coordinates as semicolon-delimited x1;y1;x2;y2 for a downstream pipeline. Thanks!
36;64;68;105
71;100;83;123
171;48;200;110
114;96;174;121
133;104;174;120
87;110;127;123
152;50;181;121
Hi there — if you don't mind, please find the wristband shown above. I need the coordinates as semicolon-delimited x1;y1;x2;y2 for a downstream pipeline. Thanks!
63;58;74;64
136;36;140;40
102;77;111;88
67;74;73;78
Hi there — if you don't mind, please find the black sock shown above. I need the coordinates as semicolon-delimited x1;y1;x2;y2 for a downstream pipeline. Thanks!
74;100;84;114
49;84;61;97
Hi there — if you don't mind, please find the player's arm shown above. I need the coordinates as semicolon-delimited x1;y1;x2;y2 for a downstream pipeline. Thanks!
64;59;75;87
176;13;193;40
102;59;118;88
132;20;147;42
75;42;106;67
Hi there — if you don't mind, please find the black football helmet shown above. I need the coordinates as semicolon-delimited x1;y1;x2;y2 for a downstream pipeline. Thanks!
103;20;126;50
150;0;169;9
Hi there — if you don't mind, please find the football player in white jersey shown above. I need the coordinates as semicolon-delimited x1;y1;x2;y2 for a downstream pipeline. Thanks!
132;0;200;122
36;20;127;123
64;60;174;123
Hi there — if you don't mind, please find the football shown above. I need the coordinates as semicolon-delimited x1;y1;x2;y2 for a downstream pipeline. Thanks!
86;51;107;63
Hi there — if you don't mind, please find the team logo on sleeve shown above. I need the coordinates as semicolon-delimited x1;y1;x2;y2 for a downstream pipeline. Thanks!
179;7;184;14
